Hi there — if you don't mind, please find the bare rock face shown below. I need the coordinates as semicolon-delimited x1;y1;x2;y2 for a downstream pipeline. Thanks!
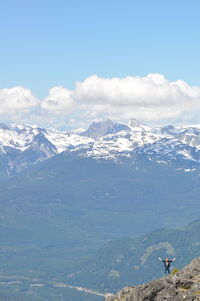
106;257;200;301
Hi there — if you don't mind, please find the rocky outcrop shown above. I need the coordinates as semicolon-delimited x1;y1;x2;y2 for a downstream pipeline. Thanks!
106;257;200;301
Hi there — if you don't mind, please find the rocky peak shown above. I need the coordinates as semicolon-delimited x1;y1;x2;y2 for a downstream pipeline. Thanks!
127;118;151;133
106;257;200;301
128;118;142;128
81;119;130;138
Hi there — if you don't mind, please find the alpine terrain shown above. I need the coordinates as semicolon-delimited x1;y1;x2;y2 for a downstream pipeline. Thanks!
106;257;200;301
0;118;200;300
1;118;200;176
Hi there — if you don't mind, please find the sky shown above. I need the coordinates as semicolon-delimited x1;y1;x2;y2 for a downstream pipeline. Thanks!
1;0;200;129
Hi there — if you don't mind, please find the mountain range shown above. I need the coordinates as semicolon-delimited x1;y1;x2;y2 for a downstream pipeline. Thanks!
1;118;200;176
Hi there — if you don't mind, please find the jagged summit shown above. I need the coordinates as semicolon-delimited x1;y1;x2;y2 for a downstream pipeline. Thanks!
128;118;143;129
128;118;141;128
127;118;151;131
106;257;200;301
81;119;130;138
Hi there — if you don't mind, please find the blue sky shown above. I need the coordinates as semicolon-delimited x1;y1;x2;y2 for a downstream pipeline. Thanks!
1;0;200;96
1;0;200;128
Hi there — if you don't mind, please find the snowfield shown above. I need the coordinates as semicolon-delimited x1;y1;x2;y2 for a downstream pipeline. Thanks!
1;119;200;174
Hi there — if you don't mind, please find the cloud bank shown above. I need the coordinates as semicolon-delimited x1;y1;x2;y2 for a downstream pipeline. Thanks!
1;74;200;128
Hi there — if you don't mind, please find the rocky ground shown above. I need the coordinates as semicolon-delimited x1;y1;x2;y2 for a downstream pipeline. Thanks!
106;257;200;301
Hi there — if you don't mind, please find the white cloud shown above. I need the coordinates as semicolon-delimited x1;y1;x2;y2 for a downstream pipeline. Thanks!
1;74;200;128
0;86;38;114
73;74;200;124
41;86;75;114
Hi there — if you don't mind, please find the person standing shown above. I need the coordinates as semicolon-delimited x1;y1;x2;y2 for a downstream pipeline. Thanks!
158;257;176;275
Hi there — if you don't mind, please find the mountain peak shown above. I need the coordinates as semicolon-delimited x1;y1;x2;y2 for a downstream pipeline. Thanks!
128;118;141;128
81;119;130;138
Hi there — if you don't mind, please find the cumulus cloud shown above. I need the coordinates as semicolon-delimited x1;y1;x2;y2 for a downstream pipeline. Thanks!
0;86;38;114
41;86;75;114
1;74;200;128
73;74;200;124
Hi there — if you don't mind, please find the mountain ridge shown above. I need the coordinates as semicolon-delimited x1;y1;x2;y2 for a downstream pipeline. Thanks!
106;257;200;301
1;119;200;175
65;220;200;291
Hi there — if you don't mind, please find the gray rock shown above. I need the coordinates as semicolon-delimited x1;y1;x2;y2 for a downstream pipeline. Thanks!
106;257;200;301
81;119;130;138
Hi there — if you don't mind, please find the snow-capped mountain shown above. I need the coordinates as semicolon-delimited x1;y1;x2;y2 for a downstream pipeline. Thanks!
1;118;200;175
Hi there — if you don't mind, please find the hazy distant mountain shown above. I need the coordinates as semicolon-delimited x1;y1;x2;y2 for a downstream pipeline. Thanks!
0;150;200;266
69;220;200;292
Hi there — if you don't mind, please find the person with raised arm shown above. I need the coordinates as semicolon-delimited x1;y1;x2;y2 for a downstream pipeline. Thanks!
158;257;176;275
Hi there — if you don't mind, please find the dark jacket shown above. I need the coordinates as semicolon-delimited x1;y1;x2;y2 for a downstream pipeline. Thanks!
162;260;172;268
